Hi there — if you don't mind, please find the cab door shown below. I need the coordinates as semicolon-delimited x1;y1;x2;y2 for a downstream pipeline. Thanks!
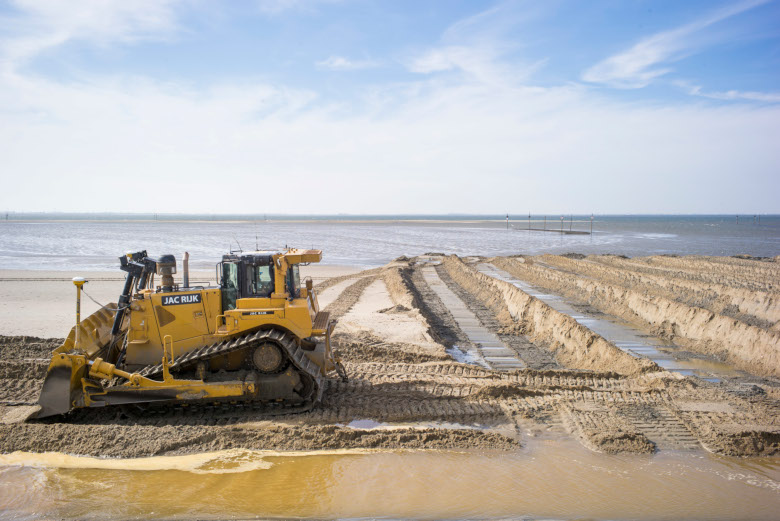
222;262;239;311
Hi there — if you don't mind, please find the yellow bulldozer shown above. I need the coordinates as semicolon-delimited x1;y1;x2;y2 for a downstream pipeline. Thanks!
33;248;346;419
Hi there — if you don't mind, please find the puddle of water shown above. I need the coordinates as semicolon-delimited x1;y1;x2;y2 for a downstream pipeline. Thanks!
478;264;742;382
345;418;497;432
0;440;778;520
446;344;485;366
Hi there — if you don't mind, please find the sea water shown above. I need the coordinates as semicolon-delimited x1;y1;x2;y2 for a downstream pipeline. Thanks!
0;214;778;271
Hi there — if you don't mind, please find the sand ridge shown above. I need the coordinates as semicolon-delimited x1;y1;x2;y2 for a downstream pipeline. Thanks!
492;255;780;379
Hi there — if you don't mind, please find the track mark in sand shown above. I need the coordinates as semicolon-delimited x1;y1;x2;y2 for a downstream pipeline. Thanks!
558;404;656;454
314;267;385;292
317;278;357;309
435;263;558;371
421;265;525;371
324;275;378;320
618;405;701;451
407;266;468;348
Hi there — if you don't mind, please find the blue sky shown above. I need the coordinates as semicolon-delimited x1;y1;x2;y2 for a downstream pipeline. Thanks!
1;0;778;214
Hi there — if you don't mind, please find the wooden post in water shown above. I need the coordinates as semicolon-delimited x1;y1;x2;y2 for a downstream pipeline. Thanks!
506;213;509;230
560;215;564;233
590;214;594;235
528;212;531;230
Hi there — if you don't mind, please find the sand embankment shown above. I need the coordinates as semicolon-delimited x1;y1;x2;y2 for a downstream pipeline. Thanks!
440;256;657;376
583;255;780;329
492;255;780;379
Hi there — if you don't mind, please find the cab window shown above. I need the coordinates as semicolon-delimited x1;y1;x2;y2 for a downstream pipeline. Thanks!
250;264;274;297
287;265;301;298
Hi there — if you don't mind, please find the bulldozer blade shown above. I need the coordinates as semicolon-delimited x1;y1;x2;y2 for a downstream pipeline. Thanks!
32;354;88;419
33;366;78;419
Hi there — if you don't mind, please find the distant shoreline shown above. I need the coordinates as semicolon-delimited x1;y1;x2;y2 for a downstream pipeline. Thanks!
2;213;778;224
2;218;598;225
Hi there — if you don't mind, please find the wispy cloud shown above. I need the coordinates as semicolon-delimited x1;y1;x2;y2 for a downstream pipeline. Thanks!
408;45;492;74
677;81;780;103
405;3;546;86
255;0;342;15
582;0;769;88
316;55;378;71
0;0;183;74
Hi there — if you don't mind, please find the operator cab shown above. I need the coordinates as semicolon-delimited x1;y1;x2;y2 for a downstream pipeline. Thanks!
219;251;302;311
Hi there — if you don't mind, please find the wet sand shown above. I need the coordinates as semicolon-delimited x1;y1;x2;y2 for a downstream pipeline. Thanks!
0;254;778;459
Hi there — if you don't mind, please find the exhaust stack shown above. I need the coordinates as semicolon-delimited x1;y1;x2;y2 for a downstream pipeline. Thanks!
183;252;190;287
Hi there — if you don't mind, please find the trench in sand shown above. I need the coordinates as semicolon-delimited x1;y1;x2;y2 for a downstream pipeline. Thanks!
420;264;525;371
491;255;780;380
477;262;741;382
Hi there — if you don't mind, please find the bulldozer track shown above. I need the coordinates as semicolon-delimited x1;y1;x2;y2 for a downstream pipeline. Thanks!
407;264;470;348
133;328;326;410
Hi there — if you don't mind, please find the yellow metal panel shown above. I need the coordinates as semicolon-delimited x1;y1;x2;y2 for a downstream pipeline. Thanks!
201;289;222;334
150;291;210;343
127;298;159;347
283;249;322;264
124;297;163;367
236;297;278;309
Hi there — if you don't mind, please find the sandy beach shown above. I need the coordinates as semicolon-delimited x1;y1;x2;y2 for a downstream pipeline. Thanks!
0;253;777;458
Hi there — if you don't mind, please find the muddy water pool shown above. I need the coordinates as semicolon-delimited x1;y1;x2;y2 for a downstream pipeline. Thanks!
1;439;778;520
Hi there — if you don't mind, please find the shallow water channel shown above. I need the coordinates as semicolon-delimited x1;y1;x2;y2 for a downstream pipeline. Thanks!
1;438;778;520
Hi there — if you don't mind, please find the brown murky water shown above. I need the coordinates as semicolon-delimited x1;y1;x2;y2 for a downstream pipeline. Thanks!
1;439;778;520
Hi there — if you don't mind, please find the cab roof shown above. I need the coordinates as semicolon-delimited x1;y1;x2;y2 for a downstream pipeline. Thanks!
222;249;322;265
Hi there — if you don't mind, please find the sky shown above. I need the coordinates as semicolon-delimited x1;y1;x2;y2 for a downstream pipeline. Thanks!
0;0;778;214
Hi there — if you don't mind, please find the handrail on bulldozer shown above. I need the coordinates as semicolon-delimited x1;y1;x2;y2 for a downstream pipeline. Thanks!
215;314;238;335
162;335;174;382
